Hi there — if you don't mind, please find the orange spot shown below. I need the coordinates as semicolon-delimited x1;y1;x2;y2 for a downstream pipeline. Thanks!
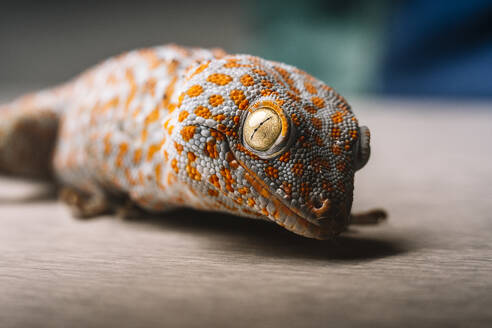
145;77;157;96
274;66;300;94
240;74;255;86
162;76;177;110
210;129;225;141
103;133;112;156
225;152;239;169
336;161;346;172
312;97;325;109
167;172;177;185
265;166;279;179
174;142;184;154
167;125;174;135
209;94;224;107
186;85;203;97
101;97;119;112
155;164;165;190
322;180;333;192
300;182;310;198
133;148;142;164
189;61;210;80
297;135;311;148
145;107;160;125
186;164;201;181
171;159;179;173
178;110;189;122
331;111;345;124
235;143;260;160
238;187;249;195
147;139;165;161
288;92;301;103
132;106;141;119
187;151;196;162
195;106;212;119
207;73;232;86
304;105;317;114
304;82;317;94
177;92;185;107
213;114;226;121
140;129;148;142
261;80;273;88
261;89;277;97
209;174;221;189
208;189;219;197
292;162;304;176
204;140;218;158
278;151;290;162
311;117;322;130
230;89;249;110
223;59;250;68
282;181;292;197
180;126;196;142
220;167;235;193
252;68;267;76
291;113;301;126
124;168;137;186
116;143;128;168
247;198;256;207
126;84;137;109
331;127;341;139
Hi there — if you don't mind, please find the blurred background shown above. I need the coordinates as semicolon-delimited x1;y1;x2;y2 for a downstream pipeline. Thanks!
1;0;491;99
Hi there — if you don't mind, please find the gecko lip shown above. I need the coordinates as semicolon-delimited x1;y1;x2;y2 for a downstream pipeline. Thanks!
235;156;349;239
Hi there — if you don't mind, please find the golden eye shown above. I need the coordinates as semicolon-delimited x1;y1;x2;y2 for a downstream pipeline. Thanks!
243;107;282;151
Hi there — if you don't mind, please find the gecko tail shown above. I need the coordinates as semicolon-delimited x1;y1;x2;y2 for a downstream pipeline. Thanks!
0;88;65;180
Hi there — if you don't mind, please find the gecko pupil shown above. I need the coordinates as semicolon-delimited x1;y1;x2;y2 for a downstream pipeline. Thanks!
243;107;281;151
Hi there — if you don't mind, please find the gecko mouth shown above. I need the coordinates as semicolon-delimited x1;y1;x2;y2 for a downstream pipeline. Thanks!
236;157;348;240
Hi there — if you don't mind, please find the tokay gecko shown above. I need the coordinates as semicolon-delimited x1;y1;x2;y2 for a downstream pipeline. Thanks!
0;44;386;239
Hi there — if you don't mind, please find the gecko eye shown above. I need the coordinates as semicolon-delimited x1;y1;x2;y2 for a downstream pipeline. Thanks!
241;104;293;159
243;107;281;151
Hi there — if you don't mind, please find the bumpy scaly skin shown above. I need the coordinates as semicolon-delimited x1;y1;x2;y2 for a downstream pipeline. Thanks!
0;45;385;239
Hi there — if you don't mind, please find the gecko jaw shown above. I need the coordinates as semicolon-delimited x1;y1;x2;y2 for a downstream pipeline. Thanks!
237;157;347;240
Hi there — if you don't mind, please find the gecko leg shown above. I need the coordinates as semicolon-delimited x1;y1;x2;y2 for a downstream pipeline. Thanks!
349;208;387;225
59;186;112;218
115;199;147;220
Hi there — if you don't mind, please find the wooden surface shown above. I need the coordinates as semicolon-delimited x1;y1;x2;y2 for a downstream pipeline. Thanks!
1;97;491;328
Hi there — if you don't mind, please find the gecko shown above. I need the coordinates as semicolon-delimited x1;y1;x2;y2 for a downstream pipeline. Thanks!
0;44;386;239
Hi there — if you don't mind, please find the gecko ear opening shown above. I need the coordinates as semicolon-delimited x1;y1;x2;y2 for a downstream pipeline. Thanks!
354;126;371;171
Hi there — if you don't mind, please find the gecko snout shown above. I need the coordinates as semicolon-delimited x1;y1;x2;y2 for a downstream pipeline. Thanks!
309;195;351;232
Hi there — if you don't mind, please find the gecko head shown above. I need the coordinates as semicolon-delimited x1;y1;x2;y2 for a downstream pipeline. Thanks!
173;54;370;239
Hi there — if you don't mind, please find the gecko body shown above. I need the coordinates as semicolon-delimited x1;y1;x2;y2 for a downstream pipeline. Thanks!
0;45;385;239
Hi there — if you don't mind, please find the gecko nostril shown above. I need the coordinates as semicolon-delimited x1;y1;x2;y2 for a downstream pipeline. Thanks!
312;197;323;209
311;198;331;218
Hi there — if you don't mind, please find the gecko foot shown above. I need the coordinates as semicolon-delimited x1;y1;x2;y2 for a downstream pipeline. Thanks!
350;208;387;225
115;199;147;220
59;186;112;219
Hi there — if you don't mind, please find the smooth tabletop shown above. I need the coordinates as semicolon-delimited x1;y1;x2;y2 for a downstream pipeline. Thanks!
1;96;491;328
